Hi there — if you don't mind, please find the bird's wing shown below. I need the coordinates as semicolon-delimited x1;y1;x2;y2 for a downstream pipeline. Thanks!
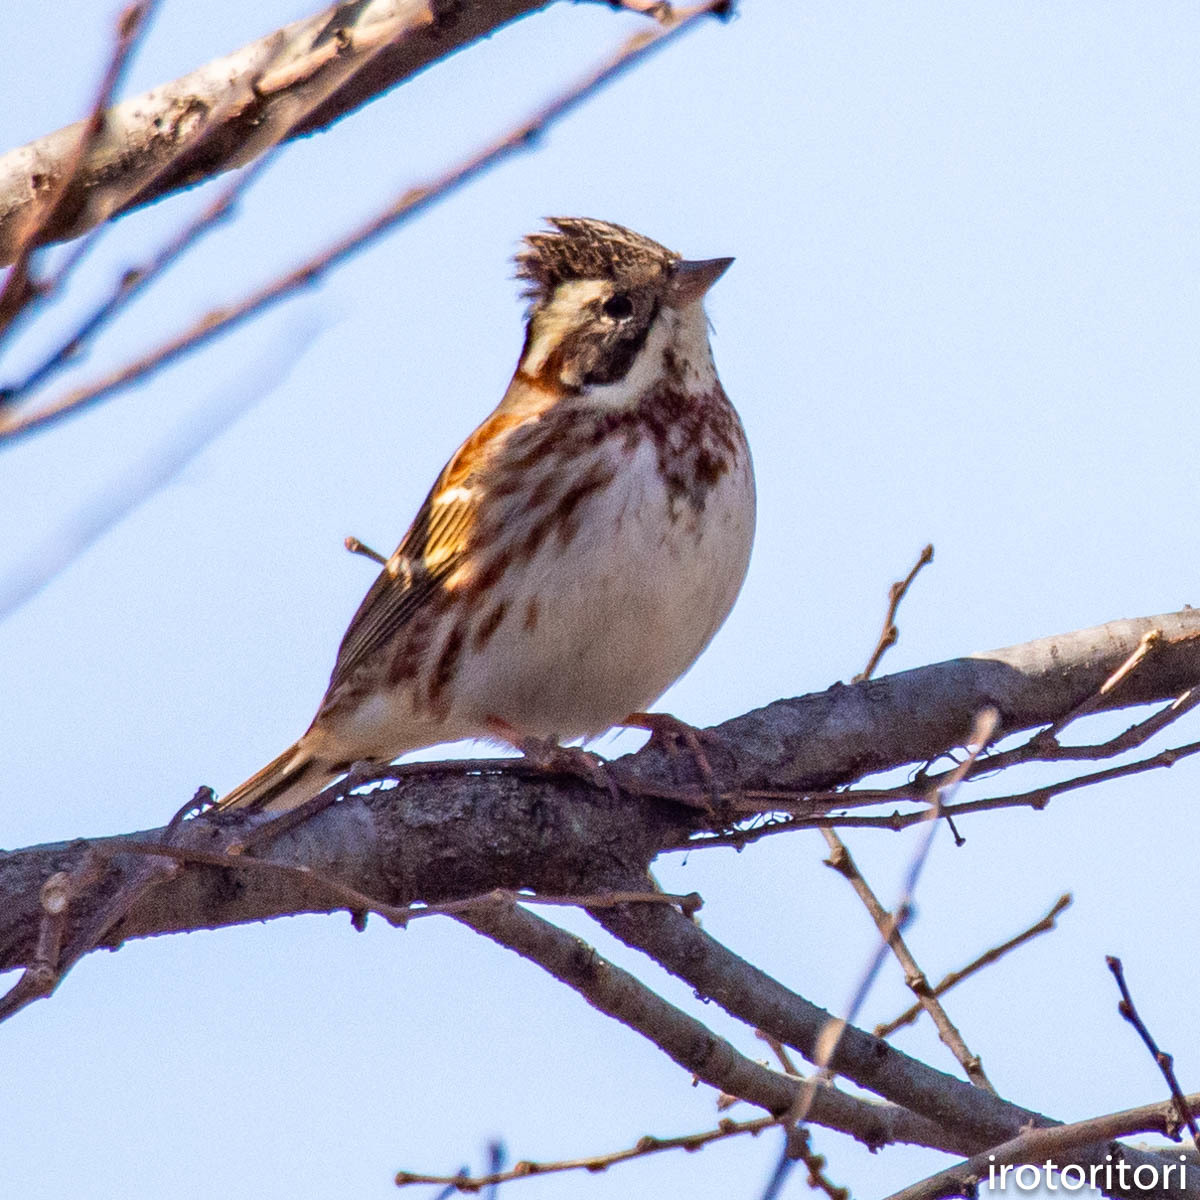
322;394;545;695
327;467;477;689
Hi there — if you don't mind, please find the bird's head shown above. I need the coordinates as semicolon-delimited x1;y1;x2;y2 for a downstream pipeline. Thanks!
513;217;732;401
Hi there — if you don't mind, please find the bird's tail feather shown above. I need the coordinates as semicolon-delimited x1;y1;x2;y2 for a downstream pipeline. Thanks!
216;742;336;814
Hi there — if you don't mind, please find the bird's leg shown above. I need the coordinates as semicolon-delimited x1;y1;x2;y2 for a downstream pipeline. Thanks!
622;711;724;808
486;718;622;804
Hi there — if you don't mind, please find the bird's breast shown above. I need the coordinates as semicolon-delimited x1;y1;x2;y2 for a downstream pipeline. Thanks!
449;397;755;739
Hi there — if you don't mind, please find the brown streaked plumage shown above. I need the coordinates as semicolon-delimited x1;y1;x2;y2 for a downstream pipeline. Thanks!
218;218;755;813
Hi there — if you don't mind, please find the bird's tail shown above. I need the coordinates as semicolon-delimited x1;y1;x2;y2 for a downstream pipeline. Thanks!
216;741;339;814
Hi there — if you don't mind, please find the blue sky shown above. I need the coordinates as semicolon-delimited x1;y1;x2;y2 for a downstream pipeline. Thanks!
2;3;1198;1198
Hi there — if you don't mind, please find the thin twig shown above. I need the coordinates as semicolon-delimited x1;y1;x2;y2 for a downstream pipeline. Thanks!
883;1095;1200;1200
815;713;1001;1094
0;1;158;341
762;711;999;1200
758;1029;802;1077
718;731;1200;826
823;527;976;1095
716;1029;799;1111
786;1127;850;1200
691;734;1200;849
1107;955;1200;1156
677;731;1200;851
822;830;994;1091
916;629;1173;786
1;151;276;404
885;740;1200;828
344;535;387;564
0;73;273;401
0;856;105;1021
397;1113;784;1191
719;685;1200;816
652;679;1200;848
0;0;731;448
967;686;1200;777
853;543;934;683
874;894;1072;1038
2;0;441;406
0;842;178;1025
816;640;1189;810
1042;629;1162;742
3;0;674;262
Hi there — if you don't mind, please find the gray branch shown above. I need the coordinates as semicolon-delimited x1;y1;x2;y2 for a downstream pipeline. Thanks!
701;608;1200;795
3;608;1193;960
2;608;1199;1166
459;900;962;1153
589;883;1198;1200
0;0;561;264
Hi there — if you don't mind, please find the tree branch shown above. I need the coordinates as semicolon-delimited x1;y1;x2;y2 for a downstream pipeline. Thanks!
873;893;1072;1040
820;830;994;1092
0;0;731;446
0;0;157;327
676;608;1200;799
458;899;958;1151
3;609;1200;1182
884;1097;1200;1200
593;896;1198;1200
589;894;1040;1147
0;0;596;264
3;609;1199;970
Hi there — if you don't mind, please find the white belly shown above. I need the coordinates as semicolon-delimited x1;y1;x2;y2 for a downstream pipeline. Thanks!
453;437;755;739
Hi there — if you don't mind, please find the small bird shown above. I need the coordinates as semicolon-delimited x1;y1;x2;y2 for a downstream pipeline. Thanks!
218;218;755;813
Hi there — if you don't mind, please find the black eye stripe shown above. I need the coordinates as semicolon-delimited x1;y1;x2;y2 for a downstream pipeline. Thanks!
579;296;661;386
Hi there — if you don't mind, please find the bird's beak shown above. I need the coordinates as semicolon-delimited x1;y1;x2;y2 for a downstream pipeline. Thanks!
670;256;735;305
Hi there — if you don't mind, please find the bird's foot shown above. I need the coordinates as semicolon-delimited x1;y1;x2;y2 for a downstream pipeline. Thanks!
487;719;622;803
622;711;725;811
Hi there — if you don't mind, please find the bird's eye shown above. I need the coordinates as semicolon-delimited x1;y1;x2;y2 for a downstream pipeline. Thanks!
602;292;634;320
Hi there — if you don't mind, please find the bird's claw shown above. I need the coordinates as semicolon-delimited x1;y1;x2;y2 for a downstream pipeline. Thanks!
513;736;622;803
623;711;725;811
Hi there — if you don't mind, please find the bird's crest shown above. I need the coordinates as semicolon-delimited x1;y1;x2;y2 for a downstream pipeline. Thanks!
515;218;677;308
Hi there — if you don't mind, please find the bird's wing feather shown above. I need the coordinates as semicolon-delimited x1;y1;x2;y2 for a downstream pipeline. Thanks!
328;471;476;687
322;395;544;694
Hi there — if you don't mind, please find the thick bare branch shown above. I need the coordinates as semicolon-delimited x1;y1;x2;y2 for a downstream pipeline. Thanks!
593;898;1197;1200
458;900;956;1151
589;894;1040;1147
0;0;157;327
3;609;1199;970
0;1;729;446
681;608;1200;799
0;0;566;264
1;609;1198;1179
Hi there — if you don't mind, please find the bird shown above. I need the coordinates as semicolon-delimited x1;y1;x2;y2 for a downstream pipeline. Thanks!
217;217;755;814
